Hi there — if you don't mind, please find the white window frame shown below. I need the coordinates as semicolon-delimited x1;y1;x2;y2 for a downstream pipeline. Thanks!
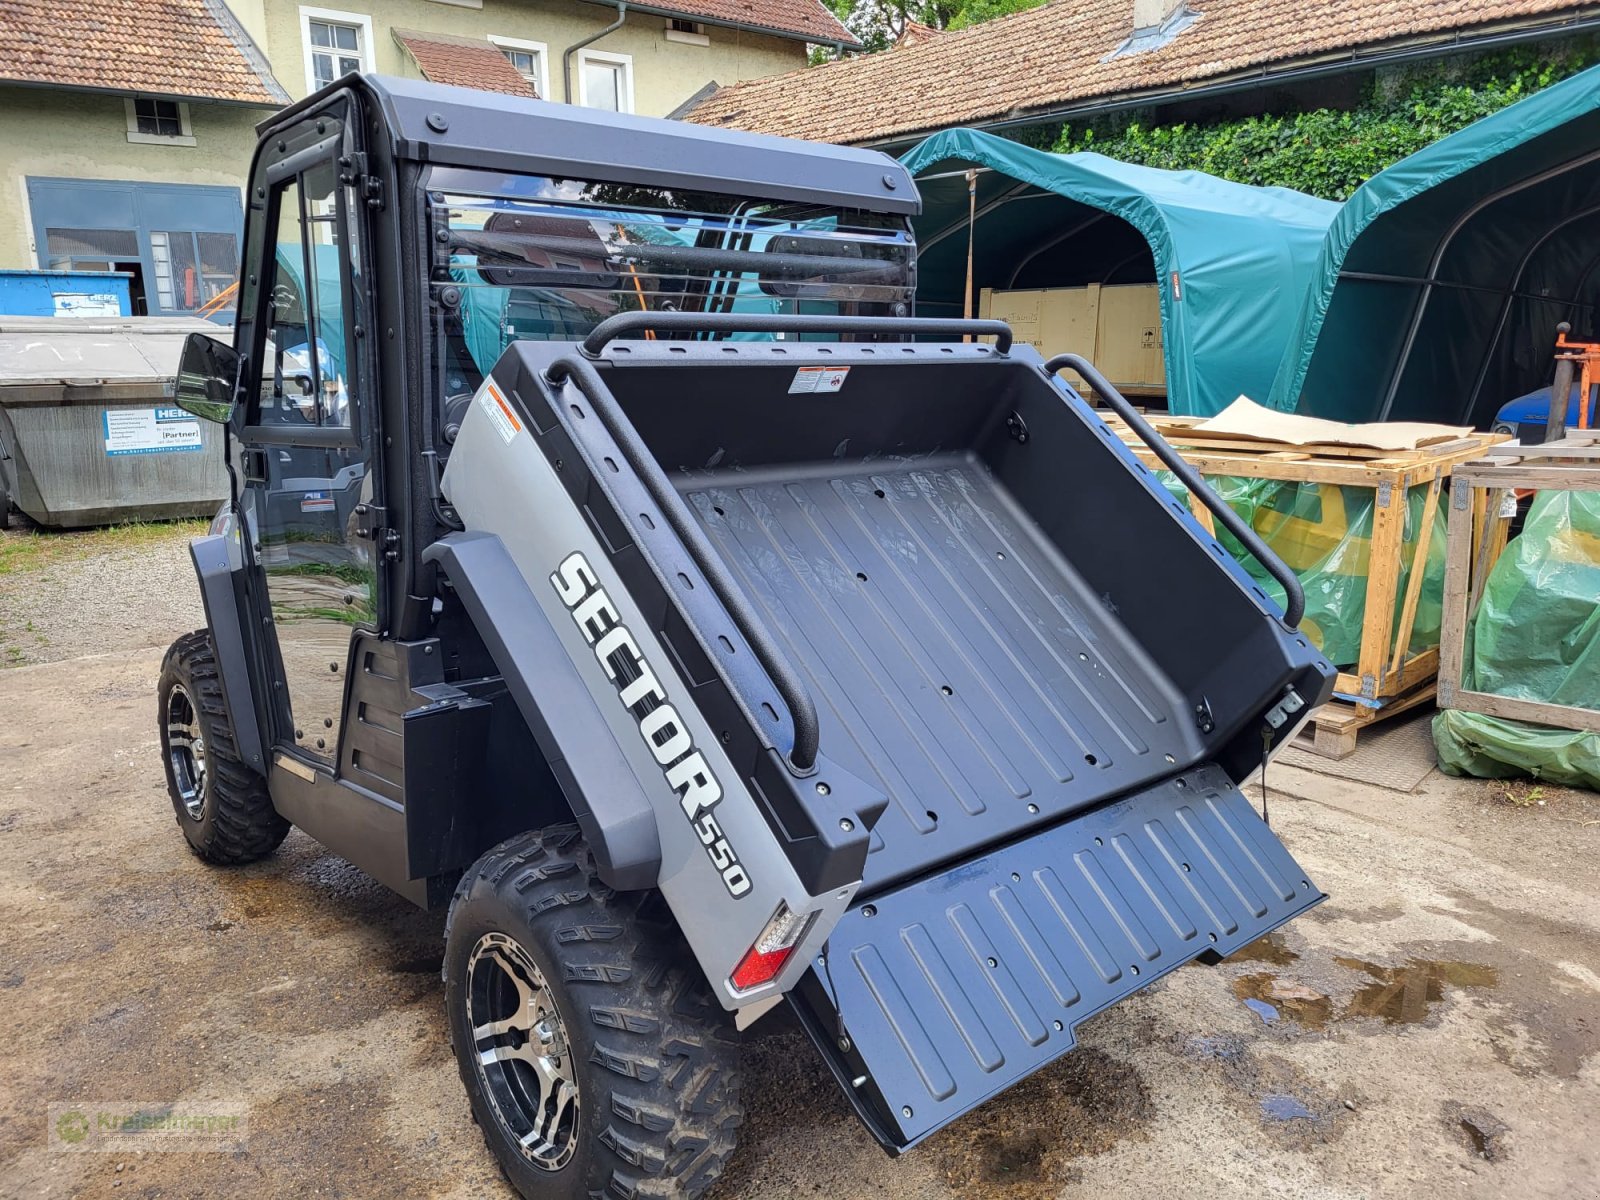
489;34;551;99
298;6;376;96
576;48;634;113
664;18;710;46
124;97;195;146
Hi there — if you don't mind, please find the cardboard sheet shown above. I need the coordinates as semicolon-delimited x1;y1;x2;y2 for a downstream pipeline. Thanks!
1192;396;1475;452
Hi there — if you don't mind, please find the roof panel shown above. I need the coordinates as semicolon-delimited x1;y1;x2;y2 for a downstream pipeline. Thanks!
362;74;919;215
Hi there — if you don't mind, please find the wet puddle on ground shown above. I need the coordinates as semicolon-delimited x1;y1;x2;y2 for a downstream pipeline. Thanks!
1226;931;1301;967
1335;957;1500;1024
1259;1093;1315;1122
1227;942;1499;1029
1234;974;1334;1029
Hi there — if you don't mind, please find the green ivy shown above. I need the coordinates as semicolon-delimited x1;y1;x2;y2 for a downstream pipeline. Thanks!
1050;43;1599;200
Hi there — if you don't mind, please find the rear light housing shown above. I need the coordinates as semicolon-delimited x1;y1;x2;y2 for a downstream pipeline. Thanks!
730;902;816;994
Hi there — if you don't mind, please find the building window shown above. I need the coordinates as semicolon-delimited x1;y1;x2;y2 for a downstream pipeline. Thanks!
43;227;141;272
578;49;633;113
150;230;239;312
299;7;375;95
665;18;710;45
124;97;195;146
489;35;549;97
136;98;182;136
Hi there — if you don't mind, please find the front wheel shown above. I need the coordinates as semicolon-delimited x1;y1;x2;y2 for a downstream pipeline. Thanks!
444;826;742;1200
157;630;289;863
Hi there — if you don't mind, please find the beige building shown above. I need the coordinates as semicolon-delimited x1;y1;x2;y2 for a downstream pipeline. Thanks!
0;0;852;316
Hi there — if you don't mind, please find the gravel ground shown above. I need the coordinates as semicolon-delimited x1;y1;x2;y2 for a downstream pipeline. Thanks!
0;526;1596;1198
0;646;1596;1199
0;516;205;667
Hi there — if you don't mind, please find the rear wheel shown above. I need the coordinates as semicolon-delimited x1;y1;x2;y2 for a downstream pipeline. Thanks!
445;826;742;1200
157;630;289;863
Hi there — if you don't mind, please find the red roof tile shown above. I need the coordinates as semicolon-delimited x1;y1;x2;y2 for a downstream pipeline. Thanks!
686;0;1591;144
641;0;857;45
0;0;285;104
394;29;538;97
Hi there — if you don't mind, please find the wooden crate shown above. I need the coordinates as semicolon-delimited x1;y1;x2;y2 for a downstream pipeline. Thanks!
1436;433;1600;734
1101;412;1508;712
1289;681;1437;760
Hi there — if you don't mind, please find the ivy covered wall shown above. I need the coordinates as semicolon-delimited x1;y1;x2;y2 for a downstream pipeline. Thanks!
1047;42;1600;201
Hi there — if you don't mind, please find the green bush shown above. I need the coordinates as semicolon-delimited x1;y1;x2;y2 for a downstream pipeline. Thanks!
1051;46;1596;200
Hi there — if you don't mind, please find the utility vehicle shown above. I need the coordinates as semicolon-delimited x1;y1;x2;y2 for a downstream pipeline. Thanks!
161;75;1334;1198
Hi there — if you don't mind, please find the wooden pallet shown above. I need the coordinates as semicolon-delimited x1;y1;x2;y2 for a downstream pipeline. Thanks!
1100;412;1508;707
1436;433;1600;733
1292;681;1437;760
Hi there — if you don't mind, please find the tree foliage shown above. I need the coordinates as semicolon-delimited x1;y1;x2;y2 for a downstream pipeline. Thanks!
815;0;1044;58
1050;46;1596;201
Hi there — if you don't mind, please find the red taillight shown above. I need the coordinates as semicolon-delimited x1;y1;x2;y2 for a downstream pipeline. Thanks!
729;903;815;993
731;942;794;991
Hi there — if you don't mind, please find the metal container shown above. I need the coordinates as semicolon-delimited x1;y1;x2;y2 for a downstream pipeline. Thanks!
0;269;133;318
0;317;229;528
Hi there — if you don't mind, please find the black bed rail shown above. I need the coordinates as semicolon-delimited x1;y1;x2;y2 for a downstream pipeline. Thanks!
1045;353;1307;630
580;312;1014;357
545;353;822;773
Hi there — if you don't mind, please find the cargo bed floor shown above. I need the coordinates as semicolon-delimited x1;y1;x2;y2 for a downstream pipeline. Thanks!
681;454;1194;892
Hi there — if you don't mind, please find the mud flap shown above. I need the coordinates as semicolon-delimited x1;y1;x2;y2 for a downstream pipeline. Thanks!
788;764;1323;1151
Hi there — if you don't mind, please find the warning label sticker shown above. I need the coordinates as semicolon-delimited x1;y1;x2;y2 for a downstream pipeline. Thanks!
103;407;204;457
478;382;523;444
787;365;851;395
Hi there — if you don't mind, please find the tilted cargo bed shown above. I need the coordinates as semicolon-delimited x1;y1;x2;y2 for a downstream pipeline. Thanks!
458;319;1333;1145
682;454;1195;893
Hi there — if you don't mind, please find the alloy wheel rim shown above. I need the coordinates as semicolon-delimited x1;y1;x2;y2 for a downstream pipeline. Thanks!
165;683;208;821
466;931;582;1171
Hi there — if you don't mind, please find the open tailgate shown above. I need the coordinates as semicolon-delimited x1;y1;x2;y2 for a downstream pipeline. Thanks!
788;764;1322;1150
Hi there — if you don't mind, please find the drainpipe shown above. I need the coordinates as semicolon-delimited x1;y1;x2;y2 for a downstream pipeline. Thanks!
564;3;627;105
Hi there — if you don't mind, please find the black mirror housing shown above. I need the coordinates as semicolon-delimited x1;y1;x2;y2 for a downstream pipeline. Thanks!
174;332;240;424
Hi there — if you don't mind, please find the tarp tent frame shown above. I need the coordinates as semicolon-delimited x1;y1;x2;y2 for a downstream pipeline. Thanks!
901;129;1338;416
1271;62;1600;427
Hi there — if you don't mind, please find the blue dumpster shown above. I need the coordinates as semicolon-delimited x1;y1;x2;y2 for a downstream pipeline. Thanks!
0;270;133;318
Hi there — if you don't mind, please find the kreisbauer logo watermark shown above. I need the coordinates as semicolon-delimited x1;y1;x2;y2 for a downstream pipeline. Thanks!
48;1103;248;1152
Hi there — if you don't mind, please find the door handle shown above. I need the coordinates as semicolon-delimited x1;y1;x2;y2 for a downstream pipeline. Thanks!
241;446;269;483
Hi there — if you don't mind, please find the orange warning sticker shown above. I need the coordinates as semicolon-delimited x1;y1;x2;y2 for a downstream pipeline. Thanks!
478;381;522;443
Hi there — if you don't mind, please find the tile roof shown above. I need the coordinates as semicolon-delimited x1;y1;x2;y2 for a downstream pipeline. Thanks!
641;0;858;45
394;29;538;98
0;0;287;105
685;0;1592;145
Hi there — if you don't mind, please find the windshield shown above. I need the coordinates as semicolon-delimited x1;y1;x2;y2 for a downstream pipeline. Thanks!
425;167;915;396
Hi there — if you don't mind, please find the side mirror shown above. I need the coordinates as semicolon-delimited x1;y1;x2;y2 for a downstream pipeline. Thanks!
174;332;240;424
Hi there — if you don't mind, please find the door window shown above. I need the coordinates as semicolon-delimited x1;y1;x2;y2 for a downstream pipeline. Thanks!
257;164;353;431
248;153;375;764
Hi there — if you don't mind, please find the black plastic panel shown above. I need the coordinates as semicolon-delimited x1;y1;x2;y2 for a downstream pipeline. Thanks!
682;456;1193;893
793;764;1322;1149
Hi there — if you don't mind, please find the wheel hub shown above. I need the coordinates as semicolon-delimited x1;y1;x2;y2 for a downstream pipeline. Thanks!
165;683;208;821
465;932;581;1171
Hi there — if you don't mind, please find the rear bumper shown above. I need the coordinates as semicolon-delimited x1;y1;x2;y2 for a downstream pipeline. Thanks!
789;763;1323;1150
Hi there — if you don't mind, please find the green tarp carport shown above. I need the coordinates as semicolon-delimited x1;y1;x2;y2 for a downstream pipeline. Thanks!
900;128;1338;416
1271;62;1600;426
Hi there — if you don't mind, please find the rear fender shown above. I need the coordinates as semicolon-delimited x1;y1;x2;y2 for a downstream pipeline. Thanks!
423;531;663;891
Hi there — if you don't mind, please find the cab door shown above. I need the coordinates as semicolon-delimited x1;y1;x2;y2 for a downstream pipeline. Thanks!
237;111;380;766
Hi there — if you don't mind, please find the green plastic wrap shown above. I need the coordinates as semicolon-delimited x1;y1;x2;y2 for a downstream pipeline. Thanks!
1433;490;1600;789
1161;474;1446;669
